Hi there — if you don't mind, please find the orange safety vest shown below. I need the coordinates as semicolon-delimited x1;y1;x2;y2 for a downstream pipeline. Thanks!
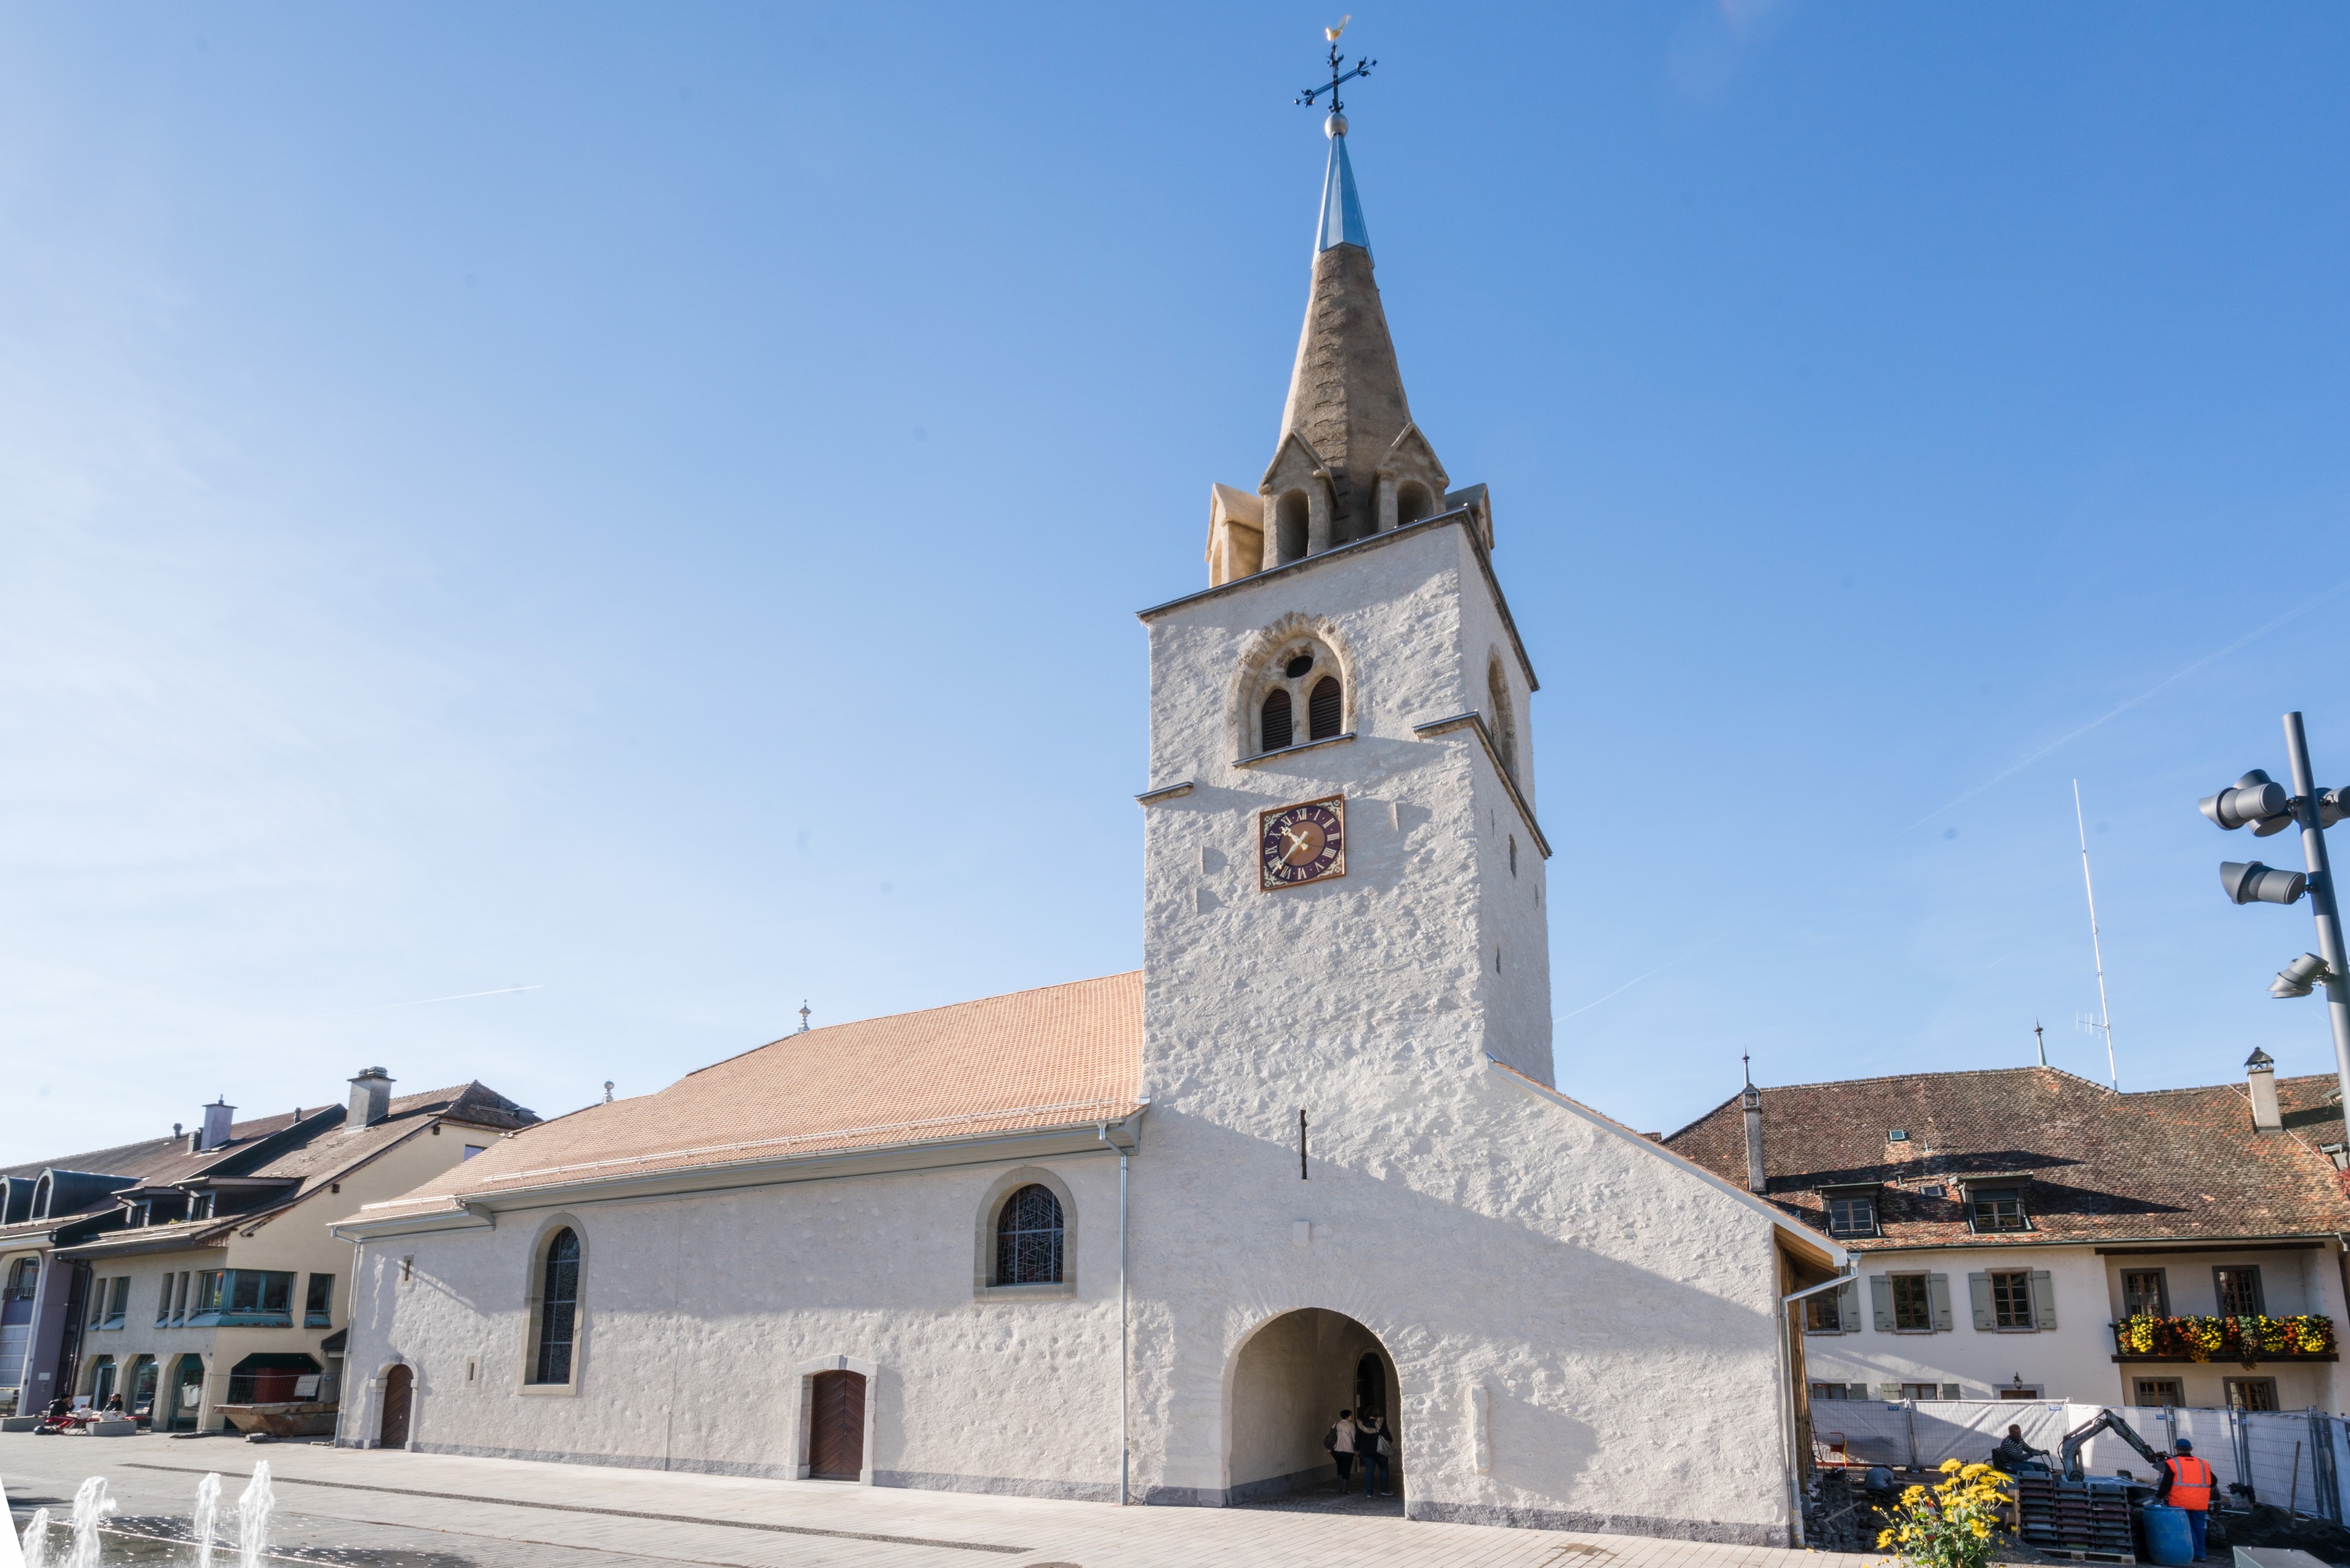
2166;1455;2215;1511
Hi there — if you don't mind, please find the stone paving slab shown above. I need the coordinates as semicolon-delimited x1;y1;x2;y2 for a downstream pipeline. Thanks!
3;1434;1887;1568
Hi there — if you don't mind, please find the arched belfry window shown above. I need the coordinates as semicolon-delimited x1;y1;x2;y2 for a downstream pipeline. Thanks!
1261;689;1293;753
530;1228;580;1384
1274;491;1310;566
1396;481;1434;527
1246;634;1345;757
996;1184;1063;1285
1487;659;1518;784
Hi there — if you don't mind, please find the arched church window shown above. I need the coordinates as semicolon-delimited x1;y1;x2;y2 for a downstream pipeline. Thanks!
1486;660;1518;784
1396;481;1433;527
530;1228;580;1384
1261;689;1294;753
1308;677;1342;741
1276;491;1309;565
995;1184;1063;1285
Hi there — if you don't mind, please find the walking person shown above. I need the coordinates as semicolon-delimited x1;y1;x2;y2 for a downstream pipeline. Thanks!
1323;1408;1359;1492
2158;1437;2218;1563
1357;1412;1395;1496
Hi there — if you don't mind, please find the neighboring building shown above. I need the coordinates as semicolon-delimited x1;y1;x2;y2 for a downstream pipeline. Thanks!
1666;1053;2350;1414
0;1070;534;1429
334;106;1845;1548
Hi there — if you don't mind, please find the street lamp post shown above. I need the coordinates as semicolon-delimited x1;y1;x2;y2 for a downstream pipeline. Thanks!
2199;712;2350;1121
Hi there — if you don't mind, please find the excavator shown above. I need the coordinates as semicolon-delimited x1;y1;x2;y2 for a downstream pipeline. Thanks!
2050;1407;2174;1482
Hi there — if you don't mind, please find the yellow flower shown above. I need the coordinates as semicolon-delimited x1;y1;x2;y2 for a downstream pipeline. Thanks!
1941;1459;1963;1473
1878;1531;1895;1549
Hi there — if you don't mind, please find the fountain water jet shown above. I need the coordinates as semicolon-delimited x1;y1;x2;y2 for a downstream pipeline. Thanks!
192;1473;222;1568
20;1507;52;1568
234;1464;273;1568
67;1478;115;1568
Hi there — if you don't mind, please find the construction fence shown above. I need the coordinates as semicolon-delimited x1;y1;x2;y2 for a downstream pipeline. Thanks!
1810;1401;2350;1521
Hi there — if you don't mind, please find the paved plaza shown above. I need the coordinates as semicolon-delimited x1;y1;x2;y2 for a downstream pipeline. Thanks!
3;1434;1883;1568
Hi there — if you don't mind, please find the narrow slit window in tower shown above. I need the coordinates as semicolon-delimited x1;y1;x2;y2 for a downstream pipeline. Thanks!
1397;481;1432;526
1276;491;1310;564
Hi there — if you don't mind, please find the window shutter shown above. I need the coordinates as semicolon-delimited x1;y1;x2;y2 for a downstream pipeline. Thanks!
1848;1383;1870;1401
1870;1274;1895;1332
1968;1272;1995;1330
1261;689;1293;752
1307;676;1342;741
2031;1269;2058;1329
1928;1273;1954;1331
1839;1279;1862;1334
1877;1381;1904;1401
1940;1384;1962;1401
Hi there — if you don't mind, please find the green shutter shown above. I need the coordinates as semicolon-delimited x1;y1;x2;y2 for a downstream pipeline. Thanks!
1968;1272;1995;1330
2031;1268;2058;1329
1839;1279;1862;1334
1870;1274;1895;1331
1848;1383;1870;1401
1928;1273;1954;1332
1940;1383;1962;1400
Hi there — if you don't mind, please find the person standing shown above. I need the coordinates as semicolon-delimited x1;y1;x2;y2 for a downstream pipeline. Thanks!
2158;1437;2217;1562
1324;1409;1359;1492
1357;1412;1395;1496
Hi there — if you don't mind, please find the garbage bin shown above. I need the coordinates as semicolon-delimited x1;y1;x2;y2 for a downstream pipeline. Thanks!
2141;1503;2194;1567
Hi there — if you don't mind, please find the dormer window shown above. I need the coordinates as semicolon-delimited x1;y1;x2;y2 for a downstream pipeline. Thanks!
1826;1193;1878;1238
1969;1185;2028;1233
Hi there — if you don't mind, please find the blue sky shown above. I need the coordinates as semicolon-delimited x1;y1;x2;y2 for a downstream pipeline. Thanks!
7;4;2350;1164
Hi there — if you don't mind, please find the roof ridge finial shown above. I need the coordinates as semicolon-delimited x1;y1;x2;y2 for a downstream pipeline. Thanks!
1296;20;1375;135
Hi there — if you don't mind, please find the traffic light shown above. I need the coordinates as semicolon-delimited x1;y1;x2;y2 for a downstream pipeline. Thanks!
2200;771;2293;832
2221;861;2307;906
2272;953;2334;999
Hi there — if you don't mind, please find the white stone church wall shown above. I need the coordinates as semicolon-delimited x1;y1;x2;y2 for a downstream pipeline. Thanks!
340;1150;1129;1498
1132;519;1801;1544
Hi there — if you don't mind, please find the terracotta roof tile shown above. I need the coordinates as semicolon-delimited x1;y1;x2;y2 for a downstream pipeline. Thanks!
365;972;1146;1216
1662;1065;2350;1251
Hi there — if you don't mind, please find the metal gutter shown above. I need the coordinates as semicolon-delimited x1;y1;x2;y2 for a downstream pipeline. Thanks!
336;1112;1149;1240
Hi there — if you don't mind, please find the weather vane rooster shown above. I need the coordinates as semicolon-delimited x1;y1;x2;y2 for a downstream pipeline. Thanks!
1295;16;1375;120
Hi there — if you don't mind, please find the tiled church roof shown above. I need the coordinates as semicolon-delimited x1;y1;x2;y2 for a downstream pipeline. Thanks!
1663;1065;2350;1251
364;972;1146;1216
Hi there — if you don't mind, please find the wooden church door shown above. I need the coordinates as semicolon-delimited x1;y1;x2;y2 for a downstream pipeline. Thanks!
378;1364;413;1449
808;1370;866;1481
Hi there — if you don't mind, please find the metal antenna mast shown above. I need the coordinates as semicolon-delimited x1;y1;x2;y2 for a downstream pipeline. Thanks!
2073;780;2119;1088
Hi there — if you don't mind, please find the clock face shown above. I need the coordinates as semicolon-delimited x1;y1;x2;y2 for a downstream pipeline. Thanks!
1259;795;1346;890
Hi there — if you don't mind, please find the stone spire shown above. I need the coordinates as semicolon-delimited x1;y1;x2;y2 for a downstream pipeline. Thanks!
1257;114;1447;564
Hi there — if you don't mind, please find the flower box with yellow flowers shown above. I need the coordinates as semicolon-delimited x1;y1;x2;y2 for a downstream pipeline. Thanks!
2111;1312;2336;1362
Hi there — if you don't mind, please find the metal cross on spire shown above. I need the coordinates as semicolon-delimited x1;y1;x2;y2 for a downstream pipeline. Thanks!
1295;16;1375;120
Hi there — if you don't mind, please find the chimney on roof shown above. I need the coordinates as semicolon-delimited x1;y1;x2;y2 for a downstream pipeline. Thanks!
2247;1048;2282;1132
348;1066;394;1129
1741;1055;1766;1195
199;1098;235;1152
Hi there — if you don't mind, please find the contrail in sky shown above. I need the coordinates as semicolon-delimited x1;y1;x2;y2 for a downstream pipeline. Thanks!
1558;567;2350;1022
336;985;544;1015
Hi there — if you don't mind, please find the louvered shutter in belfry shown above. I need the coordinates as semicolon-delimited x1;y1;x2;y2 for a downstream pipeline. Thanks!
1308;677;1342;740
1261;689;1293;752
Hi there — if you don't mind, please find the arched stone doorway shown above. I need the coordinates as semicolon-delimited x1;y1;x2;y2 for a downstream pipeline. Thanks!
1226;1308;1401;1504
377;1364;413;1449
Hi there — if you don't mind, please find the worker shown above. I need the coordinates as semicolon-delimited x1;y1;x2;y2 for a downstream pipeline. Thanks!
2158;1437;2217;1562
1992;1425;2047;1472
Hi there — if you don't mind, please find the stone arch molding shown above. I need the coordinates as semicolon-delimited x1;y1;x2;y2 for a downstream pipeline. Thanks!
972;1165;1079;1298
1218;1301;1412;1506
789;1354;881;1484
1230;613;1358;763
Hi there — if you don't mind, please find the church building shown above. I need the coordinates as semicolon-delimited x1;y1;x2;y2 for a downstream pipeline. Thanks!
338;103;1843;1546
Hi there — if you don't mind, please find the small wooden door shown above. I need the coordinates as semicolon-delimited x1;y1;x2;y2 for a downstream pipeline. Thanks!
807;1370;866;1481
379;1364;413;1449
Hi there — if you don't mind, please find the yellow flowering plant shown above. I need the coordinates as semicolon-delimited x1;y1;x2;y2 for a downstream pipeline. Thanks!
1875;1460;2013;1568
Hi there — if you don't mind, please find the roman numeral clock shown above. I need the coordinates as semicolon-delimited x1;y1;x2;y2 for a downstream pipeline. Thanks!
1259;795;1346;889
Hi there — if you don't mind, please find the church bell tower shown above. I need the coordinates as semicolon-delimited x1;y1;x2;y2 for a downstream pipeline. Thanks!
1135;91;1552;1110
